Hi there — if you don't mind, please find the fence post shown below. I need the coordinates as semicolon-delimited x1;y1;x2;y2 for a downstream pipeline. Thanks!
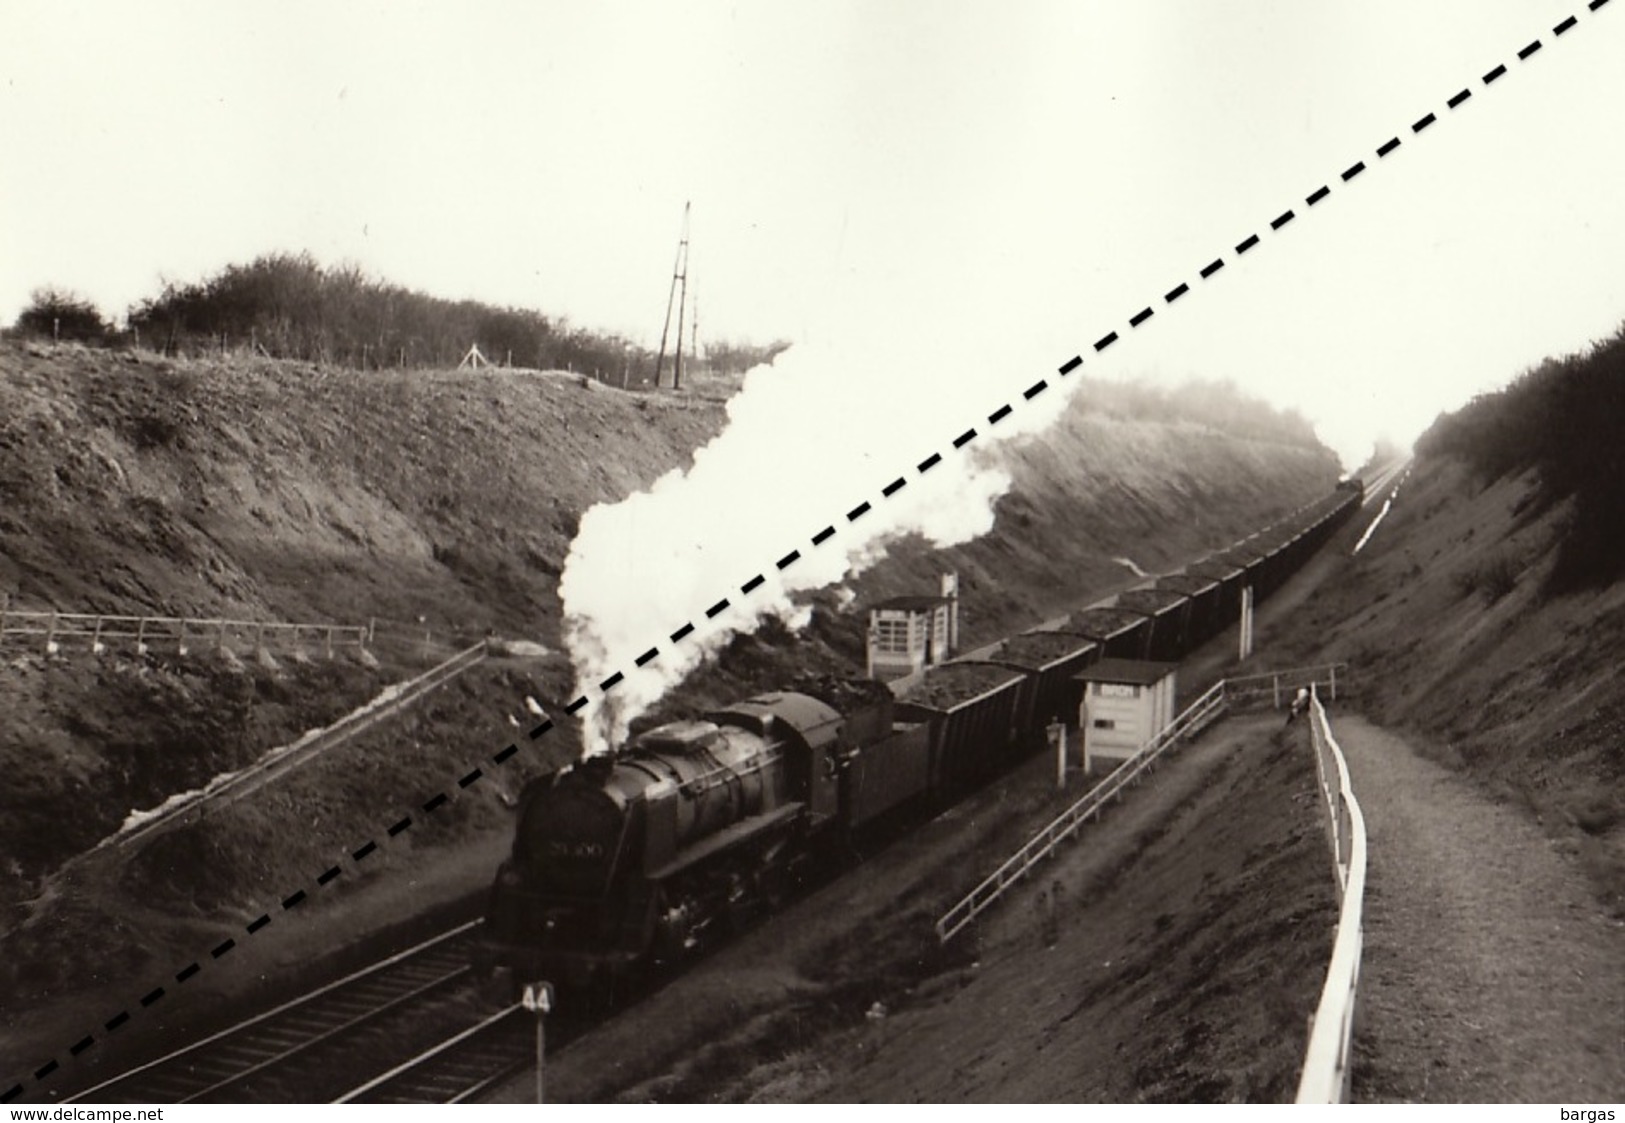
1273;674;1280;710
325;626;335;659
1330;665;1337;701
45;611;58;655
136;616;148;654
92;616;105;654
177;618;188;656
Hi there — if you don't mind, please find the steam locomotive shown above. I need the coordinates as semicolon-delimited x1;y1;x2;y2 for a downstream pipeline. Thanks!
477;482;1364;992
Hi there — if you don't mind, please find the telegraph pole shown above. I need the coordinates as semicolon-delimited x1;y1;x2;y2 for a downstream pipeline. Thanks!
652;201;691;391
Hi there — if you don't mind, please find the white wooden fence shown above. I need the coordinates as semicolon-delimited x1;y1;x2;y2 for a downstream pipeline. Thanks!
1294;688;1368;1103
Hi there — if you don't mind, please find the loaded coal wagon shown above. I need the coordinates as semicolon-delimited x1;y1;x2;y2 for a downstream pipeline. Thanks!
1112;587;1193;661
1153;571;1223;650
1185;556;1247;631
983;630;1102;733
1065;605;1155;661
893;662;1032;795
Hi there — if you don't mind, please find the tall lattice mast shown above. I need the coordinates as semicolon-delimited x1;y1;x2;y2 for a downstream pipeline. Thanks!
652;201;691;391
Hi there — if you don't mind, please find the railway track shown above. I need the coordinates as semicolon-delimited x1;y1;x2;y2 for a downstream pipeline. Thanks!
62;920;535;1104
335;1005;536;1103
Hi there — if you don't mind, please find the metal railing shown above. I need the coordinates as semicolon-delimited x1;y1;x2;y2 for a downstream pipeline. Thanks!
934;678;1229;945
1223;662;1347;711
0;608;369;657
1294;688;1368;1104
112;641;489;849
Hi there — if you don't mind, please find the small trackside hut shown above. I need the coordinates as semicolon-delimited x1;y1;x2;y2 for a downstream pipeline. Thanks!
1075;659;1177;775
865;573;960;682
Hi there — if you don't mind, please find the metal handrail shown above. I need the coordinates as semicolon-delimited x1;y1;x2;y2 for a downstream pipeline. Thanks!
111;640;488;848
934;678;1228;944
0;608;368;654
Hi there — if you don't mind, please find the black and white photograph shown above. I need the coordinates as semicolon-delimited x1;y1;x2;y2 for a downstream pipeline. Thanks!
1;0;1622;1107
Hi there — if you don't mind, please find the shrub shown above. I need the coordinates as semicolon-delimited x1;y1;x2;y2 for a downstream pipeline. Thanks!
11;286;109;343
1453;552;1519;604
1419;323;1625;592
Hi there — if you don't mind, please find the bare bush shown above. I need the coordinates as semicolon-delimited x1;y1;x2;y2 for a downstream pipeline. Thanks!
1453;552;1519;604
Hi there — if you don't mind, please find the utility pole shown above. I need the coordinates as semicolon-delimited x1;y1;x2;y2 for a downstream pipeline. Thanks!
652;201;691;391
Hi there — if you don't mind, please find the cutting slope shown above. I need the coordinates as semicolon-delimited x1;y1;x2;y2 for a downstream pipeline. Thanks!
0;339;1338;1097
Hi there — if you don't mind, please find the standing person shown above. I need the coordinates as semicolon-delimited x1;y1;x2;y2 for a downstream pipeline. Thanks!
1285;686;1310;726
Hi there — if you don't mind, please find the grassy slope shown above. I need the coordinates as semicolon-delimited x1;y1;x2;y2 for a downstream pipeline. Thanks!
1274;456;1625;914
0;339;1339;1090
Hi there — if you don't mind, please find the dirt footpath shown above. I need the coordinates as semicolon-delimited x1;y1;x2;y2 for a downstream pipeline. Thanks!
1333;716;1625;1102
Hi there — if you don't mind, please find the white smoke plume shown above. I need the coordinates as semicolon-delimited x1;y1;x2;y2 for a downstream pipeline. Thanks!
559;323;1073;757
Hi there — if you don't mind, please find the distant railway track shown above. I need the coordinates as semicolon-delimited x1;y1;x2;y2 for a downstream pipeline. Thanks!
61;920;535;1104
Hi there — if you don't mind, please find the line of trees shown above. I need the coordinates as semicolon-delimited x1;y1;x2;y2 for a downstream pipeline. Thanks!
1083;376;1324;449
6;253;792;383
1418;323;1625;591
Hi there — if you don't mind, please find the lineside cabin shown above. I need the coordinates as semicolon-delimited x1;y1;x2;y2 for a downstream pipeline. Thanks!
1075;659;1177;775
865;574;960;682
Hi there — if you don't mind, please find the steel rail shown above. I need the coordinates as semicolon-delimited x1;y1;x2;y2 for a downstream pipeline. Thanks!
64;919;480;1102
332;1004;522;1103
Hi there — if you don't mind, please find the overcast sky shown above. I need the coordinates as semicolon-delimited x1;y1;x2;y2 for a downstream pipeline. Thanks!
4;1;1623;464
